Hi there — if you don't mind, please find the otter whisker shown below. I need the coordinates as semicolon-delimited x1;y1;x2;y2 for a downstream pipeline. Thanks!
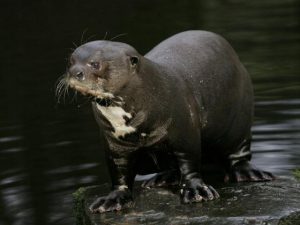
56;82;64;99
55;76;65;97
62;82;70;104
59;78;67;92
103;31;108;40
81;28;89;45
110;33;128;41
72;42;78;49
65;81;70;96
57;85;67;103
55;75;70;104
55;79;61;95
83;34;96;44
70;89;78;103
56;89;64;103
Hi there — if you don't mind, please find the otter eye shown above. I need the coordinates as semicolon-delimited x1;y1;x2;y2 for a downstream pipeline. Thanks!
90;61;100;70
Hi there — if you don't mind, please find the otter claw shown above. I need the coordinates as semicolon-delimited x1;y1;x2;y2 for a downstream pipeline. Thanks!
225;161;275;183
89;189;133;213
180;179;219;204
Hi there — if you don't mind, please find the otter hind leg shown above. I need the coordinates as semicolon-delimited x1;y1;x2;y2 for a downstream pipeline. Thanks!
136;150;179;188
141;170;180;188
224;160;275;183
224;138;275;183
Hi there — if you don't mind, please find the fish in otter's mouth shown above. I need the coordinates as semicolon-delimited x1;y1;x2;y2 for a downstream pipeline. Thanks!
69;80;117;107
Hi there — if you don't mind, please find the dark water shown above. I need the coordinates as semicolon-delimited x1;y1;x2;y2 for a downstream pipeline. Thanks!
0;0;299;224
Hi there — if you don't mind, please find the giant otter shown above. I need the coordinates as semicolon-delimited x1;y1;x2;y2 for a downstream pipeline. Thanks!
57;30;274;213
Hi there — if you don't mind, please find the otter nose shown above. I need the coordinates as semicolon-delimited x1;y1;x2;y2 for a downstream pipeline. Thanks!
75;71;84;81
69;65;86;81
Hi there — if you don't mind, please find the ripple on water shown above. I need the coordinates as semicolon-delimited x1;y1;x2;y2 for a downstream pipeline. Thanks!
255;99;300;106
45;163;99;175
0;136;23;143
252;98;300;175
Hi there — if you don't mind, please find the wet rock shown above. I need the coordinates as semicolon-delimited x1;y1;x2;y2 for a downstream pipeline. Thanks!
73;177;300;225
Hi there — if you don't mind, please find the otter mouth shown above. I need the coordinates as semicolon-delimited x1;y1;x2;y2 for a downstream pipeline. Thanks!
68;79;115;106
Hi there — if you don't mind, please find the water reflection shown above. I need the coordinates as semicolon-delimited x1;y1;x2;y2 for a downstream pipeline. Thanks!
0;0;299;224
252;98;300;174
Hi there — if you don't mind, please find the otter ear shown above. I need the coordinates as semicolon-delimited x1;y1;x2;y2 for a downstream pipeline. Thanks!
130;56;139;67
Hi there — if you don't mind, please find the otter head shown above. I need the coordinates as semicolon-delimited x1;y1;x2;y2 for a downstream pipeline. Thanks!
58;41;140;101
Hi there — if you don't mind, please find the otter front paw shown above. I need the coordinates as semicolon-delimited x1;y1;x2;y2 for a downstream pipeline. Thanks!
180;178;220;204
89;189;133;213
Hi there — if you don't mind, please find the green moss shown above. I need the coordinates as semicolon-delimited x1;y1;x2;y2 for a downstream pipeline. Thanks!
278;211;300;225
73;187;91;225
292;169;300;180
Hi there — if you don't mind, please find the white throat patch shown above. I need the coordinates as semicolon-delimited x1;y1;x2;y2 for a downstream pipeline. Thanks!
96;103;136;138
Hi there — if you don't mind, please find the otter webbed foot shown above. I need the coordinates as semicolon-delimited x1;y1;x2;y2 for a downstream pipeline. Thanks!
224;161;275;183
180;178;220;204
141;170;179;188
89;189;133;213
